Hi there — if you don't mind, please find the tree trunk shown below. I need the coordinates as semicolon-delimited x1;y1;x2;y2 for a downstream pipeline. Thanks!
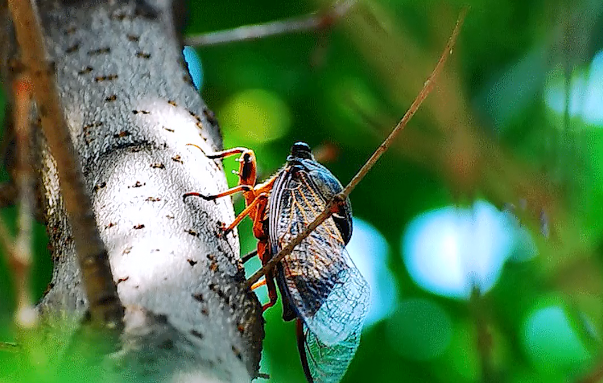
0;1;264;382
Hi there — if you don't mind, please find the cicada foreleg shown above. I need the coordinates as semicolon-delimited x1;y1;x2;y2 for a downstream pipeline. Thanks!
183;184;253;202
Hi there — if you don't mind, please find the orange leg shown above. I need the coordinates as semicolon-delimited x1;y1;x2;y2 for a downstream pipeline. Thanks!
186;143;250;160
183;184;252;201
223;193;268;235
262;272;278;312
251;278;266;289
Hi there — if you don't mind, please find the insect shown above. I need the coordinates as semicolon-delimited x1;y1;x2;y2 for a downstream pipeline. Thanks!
184;142;370;383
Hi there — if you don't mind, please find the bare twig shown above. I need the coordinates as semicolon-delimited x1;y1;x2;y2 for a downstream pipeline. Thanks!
12;74;37;328
245;8;468;288
0;342;19;352
185;0;356;47
7;0;123;331
470;287;495;383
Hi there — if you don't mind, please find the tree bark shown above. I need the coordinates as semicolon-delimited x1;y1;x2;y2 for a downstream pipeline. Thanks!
0;0;264;381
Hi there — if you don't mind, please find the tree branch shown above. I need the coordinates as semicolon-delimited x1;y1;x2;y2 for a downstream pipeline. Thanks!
246;7;468;288
184;0;356;47
7;0;123;332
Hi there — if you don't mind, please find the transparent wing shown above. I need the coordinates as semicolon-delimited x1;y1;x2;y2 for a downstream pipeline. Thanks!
270;168;370;346
303;322;362;383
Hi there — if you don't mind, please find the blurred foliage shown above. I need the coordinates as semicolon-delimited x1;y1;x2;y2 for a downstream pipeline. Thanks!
3;0;603;382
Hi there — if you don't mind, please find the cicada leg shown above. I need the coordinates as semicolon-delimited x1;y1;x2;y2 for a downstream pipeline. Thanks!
186;143;249;160
222;192;268;236
251;240;278;313
241;249;258;263
296;319;314;383
263;271;278;312
183;184;253;201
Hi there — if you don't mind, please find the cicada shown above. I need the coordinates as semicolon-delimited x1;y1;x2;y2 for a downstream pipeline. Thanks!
184;142;370;383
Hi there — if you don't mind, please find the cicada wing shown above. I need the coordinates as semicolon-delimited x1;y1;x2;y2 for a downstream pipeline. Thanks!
303;322;362;383
300;254;370;346
269;167;370;346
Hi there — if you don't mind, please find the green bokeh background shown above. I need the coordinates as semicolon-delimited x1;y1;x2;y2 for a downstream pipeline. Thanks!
4;0;603;382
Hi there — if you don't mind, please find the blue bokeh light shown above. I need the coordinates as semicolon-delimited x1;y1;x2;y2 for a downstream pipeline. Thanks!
402;200;536;299
347;217;396;326
544;48;603;125
183;46;203;90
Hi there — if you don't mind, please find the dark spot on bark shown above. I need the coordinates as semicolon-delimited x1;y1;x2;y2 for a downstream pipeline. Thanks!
237;324;245;334
163;126;174;133
132;110;150;115
196;122;203;130
65;42;80;54
203;108;218;126
112;12;128;21
105;222;116;229
158;339;174;350
172;155;183;164
131;181;145;188
145;197;161;202
192;293;204;302
127;34;140;42
187;259;197;266
78;66;93;75
166;214;174;219
88;47;111;56
133;224;145;229
209;284;229;304
186;229;199;237
190;329;204;339
105;94;117;102
231;345;242;361
117;276;129;284
156;314;168;324
134;0;159;19
113;130;130;138
94;182;106;191
64;26;77;35
167;100;177;107
206;254;216;261
183;75;194;86
150;163;165;169
95;74;118;82
201;308;209;316
84;121;103;130
136;51;151;59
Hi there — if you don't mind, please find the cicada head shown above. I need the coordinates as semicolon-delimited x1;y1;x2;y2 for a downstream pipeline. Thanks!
289;141;314;161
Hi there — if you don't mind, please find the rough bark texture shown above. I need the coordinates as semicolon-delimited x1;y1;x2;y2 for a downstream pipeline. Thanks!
0;0;264;381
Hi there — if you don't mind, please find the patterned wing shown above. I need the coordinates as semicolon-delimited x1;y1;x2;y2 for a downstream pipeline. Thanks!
269;163;370;347
303;322;363;383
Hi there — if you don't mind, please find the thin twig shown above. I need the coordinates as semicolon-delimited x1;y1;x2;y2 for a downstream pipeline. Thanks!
245;8;468;288
0;342;19;352
185;0;356;47
7;0;123;331
12;74;37;328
